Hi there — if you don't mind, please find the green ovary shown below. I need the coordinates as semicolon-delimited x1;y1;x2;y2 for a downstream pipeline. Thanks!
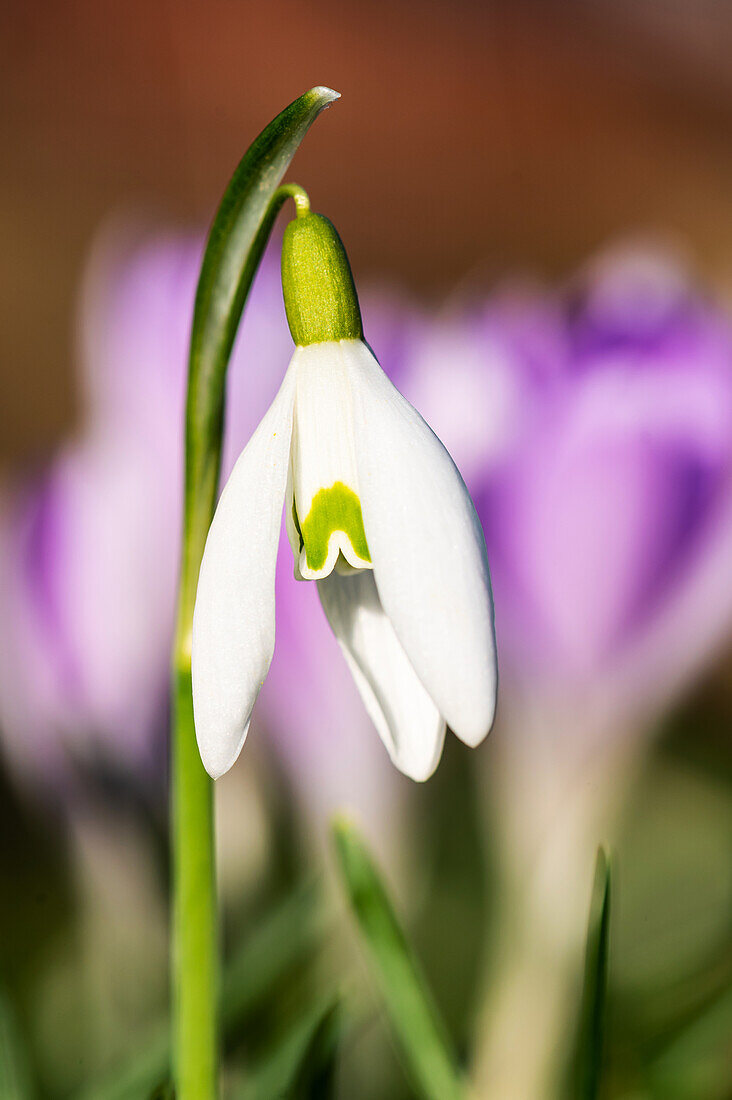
297;481;371;572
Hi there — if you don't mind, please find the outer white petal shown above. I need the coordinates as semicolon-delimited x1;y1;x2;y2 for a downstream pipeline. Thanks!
318;570;445;781
348;341;497;746
192;365;296;778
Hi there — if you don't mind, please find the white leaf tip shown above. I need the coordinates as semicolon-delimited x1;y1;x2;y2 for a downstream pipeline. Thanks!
312;86;341;105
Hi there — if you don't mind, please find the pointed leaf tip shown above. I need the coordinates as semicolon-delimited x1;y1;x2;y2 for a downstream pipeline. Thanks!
332;819;465;1100
570;845;612;1100
310;86;341;105
331;813;354;838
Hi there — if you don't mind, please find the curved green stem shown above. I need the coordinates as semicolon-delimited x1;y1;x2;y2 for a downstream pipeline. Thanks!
171;665;216;1099
170;88;338;1099
276;182;311;218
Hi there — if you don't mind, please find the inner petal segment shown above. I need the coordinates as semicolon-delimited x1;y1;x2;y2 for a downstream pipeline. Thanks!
293;480;371;579
287;341;374;581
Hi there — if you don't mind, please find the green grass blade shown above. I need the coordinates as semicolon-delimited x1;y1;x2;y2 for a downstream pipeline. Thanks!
644;981;732;1099
573;846;612;1099
76;886;324;1100
238;996;341;1100
0;989;32;1099
332;817;465;1100
222;884;324;1031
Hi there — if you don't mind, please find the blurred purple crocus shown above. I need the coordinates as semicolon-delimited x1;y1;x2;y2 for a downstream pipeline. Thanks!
406;243;732;737
0;229;193;784
0;225;293;785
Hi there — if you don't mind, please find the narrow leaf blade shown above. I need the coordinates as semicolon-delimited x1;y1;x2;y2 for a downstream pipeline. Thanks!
574;846;612;1099
75;886;323;1100
0;989;32;1099
645;981;732;1099
238;996;341;1100
332;817;465;1100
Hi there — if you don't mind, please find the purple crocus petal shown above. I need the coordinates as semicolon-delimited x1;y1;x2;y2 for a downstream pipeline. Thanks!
483;429;714;680
0;480;69;781
56;432;177;752
0;226;289;787
79;224;198;439
612;474;732;725
80;223;290;478
403;287;567;486
569;243;695;353
0;226;201;785
0;430;177;784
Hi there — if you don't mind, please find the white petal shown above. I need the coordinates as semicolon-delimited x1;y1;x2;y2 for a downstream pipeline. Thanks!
192;364;296;778
318;570;445;781
348;341;497;746
288;342;372;580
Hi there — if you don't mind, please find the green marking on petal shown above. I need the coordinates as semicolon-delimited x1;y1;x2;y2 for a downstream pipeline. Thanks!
299;481;371;572
291;498;304;552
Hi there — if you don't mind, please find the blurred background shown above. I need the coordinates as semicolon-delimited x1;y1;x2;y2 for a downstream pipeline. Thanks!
1;1;731;1097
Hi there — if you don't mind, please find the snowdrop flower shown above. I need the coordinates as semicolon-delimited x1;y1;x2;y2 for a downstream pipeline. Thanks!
192;207;498;782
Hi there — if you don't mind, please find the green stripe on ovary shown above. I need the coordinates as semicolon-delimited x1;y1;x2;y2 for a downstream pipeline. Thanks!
299;481;371;571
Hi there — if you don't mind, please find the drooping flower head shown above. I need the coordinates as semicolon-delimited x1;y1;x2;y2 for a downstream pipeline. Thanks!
191;203;498;781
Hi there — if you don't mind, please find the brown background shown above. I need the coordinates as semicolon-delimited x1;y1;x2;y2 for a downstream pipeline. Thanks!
3;0;732;463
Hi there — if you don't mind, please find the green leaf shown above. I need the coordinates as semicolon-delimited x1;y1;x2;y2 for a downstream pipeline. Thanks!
238;996;341;1100
0;989;32;1099
178;85;339;633
75;886;324;1100
147;1083;174;1100
644;981;732;1099
76;1029;169;1100
223;884;325;1034
332;817;465;1100
572;846;612;1100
